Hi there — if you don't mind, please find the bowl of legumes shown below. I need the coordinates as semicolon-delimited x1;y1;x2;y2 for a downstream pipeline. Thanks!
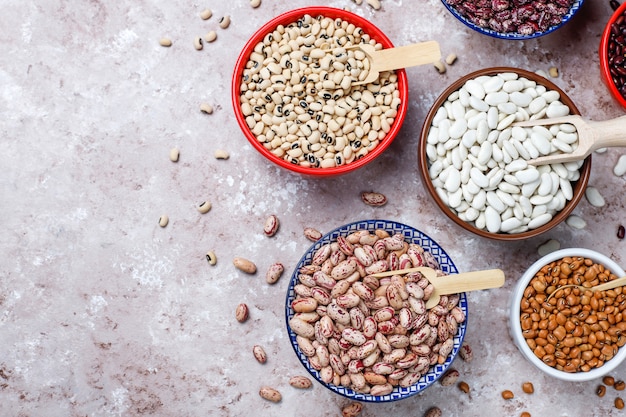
600;1;626;110
285;219;468;402
440;0;584;40
417;67;591;241
232;7;408;176
509;248;626;381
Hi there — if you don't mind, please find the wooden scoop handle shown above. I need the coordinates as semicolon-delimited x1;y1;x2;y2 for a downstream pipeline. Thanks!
360;40;441;74
428;269;505;295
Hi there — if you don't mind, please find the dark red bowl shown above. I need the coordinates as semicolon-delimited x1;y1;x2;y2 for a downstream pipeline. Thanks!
231;7;409;177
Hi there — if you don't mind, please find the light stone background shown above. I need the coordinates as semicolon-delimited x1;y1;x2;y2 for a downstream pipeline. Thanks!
1;0;625;416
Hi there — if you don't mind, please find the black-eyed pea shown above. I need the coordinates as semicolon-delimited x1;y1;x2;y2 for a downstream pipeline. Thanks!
200;103;214;114
169;147;179;162
159;37;172;47
445;53;457;65
193;36;203;50
197;201;211;214
214;149;229;160
289;375;312;389
219;15;231;29
266;262;284;284
433;60;446;74
206;250;217;266
259;386;281;403
200;8;212;20
158;215;169;227
233;257;256;274
253;345;267;364
235;303;249;322
204;31;217;43
366;0;381;10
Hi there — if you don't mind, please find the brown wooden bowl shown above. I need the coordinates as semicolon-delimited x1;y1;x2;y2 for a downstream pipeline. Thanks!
417;67;591;241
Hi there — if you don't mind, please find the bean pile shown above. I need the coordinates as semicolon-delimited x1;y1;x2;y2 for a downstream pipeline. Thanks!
607;7;626;100
445;0;576;35
239;14;400;169
288;228;465;395
427;72;583;234
520;256;626;373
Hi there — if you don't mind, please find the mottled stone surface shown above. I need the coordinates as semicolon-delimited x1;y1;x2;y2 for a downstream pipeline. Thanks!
1;0;625;416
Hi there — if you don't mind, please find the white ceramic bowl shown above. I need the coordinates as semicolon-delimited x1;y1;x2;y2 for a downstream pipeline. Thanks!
509;248;626;381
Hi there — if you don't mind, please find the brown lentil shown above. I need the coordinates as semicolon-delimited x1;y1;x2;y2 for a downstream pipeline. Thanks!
501;389;514;400
520;256;624;373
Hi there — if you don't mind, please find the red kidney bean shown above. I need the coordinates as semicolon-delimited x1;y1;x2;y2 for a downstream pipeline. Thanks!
609;10;626;100
611;1;621;12
444;0;575;35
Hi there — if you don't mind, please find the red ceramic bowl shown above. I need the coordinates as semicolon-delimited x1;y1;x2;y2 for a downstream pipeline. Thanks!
600;1;626;111
231;7;409;177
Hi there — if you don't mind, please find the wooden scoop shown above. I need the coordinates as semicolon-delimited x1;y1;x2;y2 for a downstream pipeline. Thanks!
370;267;505;309
547;276;626;302
512;115;626;165
348;40;441;86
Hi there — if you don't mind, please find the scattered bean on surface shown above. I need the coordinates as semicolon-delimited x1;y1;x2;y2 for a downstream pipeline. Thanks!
169;147;180;162
204;31;217;43
263;214;280;237
341;402;363;417
250;0;262;8
433;60;446;74
289;375;313;389
265;262;284;284
424;407;442;417
549;67;559;78
236;303;249;322
616;397;625;409
366;0;381;10
604;376;616;386
200;103;214;114
197;201;212;214
158;215;169;227
566;215;586;230
219;15;231;29
522;381;534;394
598;385;607;397
253;345;267;364
361;191;387;207
159;37;172;47
288;228;466;396
459;342;473;362
303;227;322;241
233;257;257;274
615;380;626;391
239;14;400;169
501;389;515;399
614;155;626;177
458;381;470;393
619;225;625;240
445;53;457;65
585;186;605;207
440;368;459;386
520;412;531;417
259;386;281;402
214;149;229;160
200;8;212;20
193;36;203;50
426;72;582;235
520;256;625;373
206;250;217;265
537;239;560;256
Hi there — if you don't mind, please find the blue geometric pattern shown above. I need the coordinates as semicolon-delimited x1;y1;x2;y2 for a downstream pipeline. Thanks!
285;220;468;403
440;0;584;40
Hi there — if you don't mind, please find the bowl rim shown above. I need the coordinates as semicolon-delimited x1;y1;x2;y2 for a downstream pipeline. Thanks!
417;66;592;241
599;1;626;110
509;248;626;381
284;219;468;402
440;0;585;40
230;6;409;177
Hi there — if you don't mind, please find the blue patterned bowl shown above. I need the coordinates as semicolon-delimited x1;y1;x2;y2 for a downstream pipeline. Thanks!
440;0;584;40
285;219;468;402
